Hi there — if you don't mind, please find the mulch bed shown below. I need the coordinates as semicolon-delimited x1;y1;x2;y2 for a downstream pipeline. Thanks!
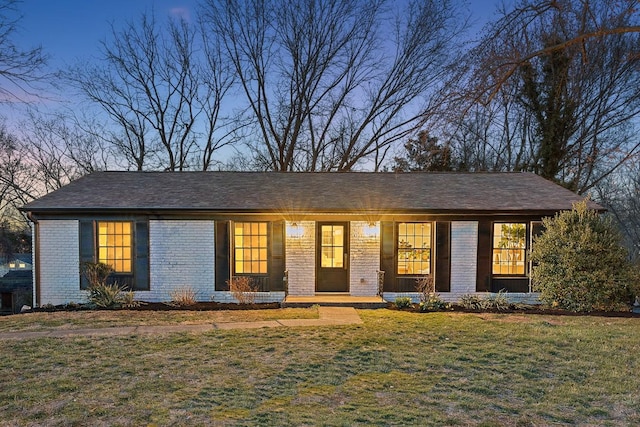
31;301;281;313
27;301;640;317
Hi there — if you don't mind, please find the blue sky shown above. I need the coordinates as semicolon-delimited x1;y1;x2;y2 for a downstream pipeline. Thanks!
20;0;199;68
18;0;501;69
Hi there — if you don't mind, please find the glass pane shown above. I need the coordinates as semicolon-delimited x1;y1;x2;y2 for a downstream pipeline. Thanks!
259;236;267;247
334;247;343;268
333;226;343;246
259;249;267;261
251;223;259;235
123;260;132;273
259;223;267;235
243;223;251;234
235;261;244;274
251;261;259;272
321;247;333;267
235;249;243;261
235;224;243;235
322;227;332;245
259;261;267;273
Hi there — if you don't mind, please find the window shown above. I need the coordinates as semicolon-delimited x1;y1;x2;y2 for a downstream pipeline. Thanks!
234;222;268;274
397;222;431;275
8;263;15;268
492;223;526;275
97;221;133;273
320;224;344;268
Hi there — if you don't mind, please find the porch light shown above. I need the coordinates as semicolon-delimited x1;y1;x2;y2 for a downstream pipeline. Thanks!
363;222;380;239
286;222;305;238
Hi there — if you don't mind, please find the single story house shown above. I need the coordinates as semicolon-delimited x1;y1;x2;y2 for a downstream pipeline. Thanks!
21;171;597;306
0;254;33;313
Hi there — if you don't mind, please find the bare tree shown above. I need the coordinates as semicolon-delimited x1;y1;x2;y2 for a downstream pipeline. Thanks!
69;11;235;171
0;0;47;102
201;0;463;171
434;0;640;193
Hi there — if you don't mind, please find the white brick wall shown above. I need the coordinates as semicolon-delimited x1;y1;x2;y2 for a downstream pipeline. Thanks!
449;221;478;299
285;221;316;296
145;220;215;302
349;221;380;296
38;220;81;305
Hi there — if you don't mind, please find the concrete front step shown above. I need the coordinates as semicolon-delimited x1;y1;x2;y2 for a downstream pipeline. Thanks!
282;295;389;309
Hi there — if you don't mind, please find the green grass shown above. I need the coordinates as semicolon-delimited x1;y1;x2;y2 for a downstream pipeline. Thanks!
1;310;639;426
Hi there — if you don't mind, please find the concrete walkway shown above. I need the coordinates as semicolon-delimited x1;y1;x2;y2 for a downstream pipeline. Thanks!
0;307;363;340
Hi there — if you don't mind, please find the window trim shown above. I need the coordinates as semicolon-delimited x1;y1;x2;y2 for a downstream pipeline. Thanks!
396;221;433;276
231;221;270;276
491;222;527;277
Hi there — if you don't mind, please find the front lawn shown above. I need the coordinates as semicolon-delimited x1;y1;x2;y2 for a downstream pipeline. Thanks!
0;306;319;333
1;310;638;426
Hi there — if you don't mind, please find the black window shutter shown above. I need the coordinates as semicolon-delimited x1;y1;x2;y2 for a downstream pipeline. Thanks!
435;222;451;292
78;220;95;290
531;221;544;241
476;220;492;292
215;221;230;291
134;221;150;291
380;221;395;292
269;221;285;291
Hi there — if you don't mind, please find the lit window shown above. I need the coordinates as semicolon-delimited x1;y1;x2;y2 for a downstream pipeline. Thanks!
8;263;15;268
492;223;526;275
234;222;268;274
18;263;26;268
321;225;344;268
397;222;431;275
98;221;133;273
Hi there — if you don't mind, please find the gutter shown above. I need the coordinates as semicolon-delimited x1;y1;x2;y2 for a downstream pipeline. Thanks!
26;212;40;307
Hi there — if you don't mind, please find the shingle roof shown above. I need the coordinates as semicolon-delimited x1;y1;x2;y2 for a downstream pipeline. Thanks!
21;171;599;214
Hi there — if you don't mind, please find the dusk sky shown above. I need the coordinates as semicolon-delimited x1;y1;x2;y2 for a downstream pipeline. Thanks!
2;0;505;129
18;0;501;70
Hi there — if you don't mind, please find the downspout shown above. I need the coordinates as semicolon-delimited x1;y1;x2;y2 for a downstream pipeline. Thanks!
26;212;40;307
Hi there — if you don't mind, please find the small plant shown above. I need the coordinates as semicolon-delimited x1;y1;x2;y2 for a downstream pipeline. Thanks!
227;276;257;304
82;262;113;288
459;294;487;310
64;301;81;310
419;294;450;312
488;289;511;311
415;274;435;302
459;290;512;311
394;296;413;309
81;261;129;309
121;291;141;308
86;282;127;308
415;274;449;311
168;286;197;306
